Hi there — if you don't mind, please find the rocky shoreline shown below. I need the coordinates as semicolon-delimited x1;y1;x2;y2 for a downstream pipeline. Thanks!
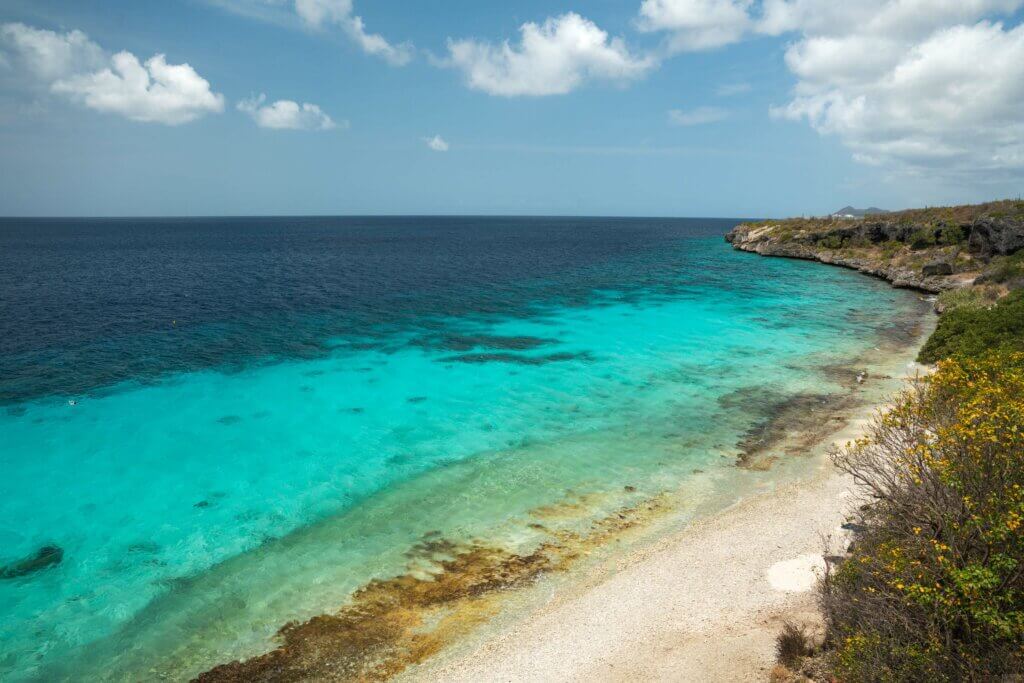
725;201;1024;294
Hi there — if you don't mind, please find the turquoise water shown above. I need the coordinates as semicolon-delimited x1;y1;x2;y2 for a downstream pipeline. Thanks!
0;219;929;680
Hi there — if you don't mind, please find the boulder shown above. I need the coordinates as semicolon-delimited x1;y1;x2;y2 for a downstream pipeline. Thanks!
922;261;954;276
968;217;1024;257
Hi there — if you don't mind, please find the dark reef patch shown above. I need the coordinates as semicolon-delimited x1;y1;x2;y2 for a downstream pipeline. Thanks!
442;351;592;366
216;415;242;426
734;392;855;468
406;396;428;404
412;334;558;353
716;386;785;413
1;545;63;580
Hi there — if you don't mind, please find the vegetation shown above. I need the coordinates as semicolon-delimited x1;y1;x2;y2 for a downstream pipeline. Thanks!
740;199;1024;238
745;199;1024;681
918;291;1024;363
820;352;1024;682
982;251;1024;286
776;622;815;669
934;286;1000;313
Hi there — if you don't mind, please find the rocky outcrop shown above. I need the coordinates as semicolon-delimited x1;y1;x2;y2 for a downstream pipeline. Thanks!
923;261;954;277
725;225;956;292
968;217;1024;257
725;211;1024;293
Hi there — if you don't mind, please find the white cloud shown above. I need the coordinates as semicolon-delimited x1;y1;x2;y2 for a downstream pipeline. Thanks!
0;23;105;81
1;23;224;125
763;1;1024;175
637;0;753;51
446;12;655;97
669;106;729;125
424;134;449;151
238;94;339;130
293;0;413;65
294;0;352;26
202;0;412;65
637;1;1024;175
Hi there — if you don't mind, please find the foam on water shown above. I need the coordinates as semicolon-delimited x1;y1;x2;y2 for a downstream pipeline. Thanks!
0;219;930;680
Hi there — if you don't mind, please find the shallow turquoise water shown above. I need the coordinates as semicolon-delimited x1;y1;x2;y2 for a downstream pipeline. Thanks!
0;222;929;680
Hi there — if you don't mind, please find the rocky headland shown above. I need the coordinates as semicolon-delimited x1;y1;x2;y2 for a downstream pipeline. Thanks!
726;199;1024;296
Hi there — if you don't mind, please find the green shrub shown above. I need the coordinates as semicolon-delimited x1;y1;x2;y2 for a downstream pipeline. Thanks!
822;353;1024;682
918;290;1024;363
817;235;845;250
983;251;1024;284
938;224;967;246
880;240;904;258
909;227;937;250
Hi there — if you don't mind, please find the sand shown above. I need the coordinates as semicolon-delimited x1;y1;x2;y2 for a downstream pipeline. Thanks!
410;383;910;682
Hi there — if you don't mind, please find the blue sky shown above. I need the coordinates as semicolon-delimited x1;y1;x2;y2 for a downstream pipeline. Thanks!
1;0;1022;217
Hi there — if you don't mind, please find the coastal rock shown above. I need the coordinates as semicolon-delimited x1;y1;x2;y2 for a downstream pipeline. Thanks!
726;224;954;293
724;215;1024;292
922;261;953;276
726;204;1024;294
968;217;1024;257
0;545;63;580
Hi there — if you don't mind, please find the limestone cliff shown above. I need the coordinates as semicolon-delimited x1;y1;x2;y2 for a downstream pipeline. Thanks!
725;200;1024;294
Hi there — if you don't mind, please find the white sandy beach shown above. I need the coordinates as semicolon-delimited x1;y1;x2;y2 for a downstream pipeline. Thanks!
414;361;929;683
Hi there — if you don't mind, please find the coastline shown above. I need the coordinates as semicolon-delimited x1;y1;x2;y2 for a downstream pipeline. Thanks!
407;318;934;682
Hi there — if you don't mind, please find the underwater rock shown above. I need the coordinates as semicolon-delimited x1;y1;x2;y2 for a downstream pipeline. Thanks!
412;334;557;352
1;545;63;580
442;351;592;366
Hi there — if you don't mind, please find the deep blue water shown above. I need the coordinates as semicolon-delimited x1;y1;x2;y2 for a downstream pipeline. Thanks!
0;217;929;681
0;216;733;404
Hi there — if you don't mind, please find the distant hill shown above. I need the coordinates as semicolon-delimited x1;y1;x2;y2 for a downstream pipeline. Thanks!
832;206;890;218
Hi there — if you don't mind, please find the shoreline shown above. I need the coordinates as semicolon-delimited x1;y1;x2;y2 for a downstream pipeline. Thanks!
407;325;933;682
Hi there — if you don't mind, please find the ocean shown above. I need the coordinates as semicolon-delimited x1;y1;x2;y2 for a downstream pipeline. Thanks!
0;216;929;680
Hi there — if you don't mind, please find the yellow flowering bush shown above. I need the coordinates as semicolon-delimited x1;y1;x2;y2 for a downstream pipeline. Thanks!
821;352;1024;681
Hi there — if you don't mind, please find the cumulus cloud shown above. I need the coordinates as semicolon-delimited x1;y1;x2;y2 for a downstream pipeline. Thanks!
0;23;105;81
1;23;224;125
637;0;753;51
293;0;413;65
445;12;655;96
638;0;1024;175
53;53;224;125
669;106;729;125
238;93;338;130
424;134;449;151
764;1;1024;174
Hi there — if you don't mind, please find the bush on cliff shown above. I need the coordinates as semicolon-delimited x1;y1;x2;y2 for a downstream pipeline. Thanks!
821;353;1024;682
917;290;1024;363
983;250;1024;285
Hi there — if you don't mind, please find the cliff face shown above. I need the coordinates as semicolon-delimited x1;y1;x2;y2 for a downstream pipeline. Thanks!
725;201;1024;294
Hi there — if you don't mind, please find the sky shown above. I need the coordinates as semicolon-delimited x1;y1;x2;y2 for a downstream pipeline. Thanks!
0;0;1022;218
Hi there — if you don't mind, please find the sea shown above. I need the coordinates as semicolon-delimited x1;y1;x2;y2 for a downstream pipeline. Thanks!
0;216;930;680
